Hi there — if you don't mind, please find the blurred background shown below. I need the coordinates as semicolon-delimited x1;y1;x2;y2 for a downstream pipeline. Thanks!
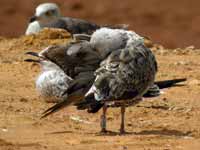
0;0;199;48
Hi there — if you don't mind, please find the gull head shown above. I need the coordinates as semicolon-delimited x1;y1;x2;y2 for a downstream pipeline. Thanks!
30;3;61;23
24;46;64;71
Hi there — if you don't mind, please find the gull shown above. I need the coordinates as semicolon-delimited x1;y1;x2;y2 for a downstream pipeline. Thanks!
25;3;128;35
25;46;73;103
25;41;102;104
75;40;157;134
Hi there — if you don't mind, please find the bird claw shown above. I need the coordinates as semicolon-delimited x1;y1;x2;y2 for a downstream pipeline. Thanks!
100;128;108;134
119;129;126;135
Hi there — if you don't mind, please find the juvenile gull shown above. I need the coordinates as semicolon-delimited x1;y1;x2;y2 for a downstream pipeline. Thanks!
25;47;73;103
25;3;128;35
25;41;102;105
77;40;157;133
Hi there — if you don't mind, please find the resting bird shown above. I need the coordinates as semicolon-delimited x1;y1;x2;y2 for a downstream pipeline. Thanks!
25;41;102;104
25;46;73;103
25;3;128;35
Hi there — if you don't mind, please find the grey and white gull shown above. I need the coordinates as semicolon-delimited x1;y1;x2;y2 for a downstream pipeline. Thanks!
25;46;73;103
25;3;128;35
25;41;102;104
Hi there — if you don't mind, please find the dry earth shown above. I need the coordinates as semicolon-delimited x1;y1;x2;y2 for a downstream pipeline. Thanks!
0;29;200;150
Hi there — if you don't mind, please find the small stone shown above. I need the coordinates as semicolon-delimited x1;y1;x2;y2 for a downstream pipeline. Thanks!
185;45;195;50
20;97;28;102
183;136;194;139
188;79;200;86
2;128;8;132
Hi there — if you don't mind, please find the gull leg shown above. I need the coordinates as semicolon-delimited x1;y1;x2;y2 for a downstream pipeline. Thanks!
100;103;107;133
120;104;126;134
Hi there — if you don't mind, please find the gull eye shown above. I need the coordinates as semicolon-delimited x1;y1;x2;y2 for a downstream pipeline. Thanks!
51;10;56;14
45;11;51;16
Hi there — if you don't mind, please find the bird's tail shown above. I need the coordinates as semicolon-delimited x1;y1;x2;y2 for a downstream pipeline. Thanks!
40;87;84;119
144;78;186;97
155;78;186;89
40;77;92;119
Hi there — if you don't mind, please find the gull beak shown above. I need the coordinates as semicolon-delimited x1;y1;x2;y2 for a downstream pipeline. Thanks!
24;59;40;63
25;51;39;57
24;51;40;63
29;16;39;23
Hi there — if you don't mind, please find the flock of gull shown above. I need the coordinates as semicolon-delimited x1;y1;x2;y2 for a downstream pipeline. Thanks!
25;3;186;134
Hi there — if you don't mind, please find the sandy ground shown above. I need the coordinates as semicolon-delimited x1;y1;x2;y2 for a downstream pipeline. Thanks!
0;29;200;150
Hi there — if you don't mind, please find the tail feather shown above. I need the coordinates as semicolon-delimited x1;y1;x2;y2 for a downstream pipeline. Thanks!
143;78;187;98
41;99;72;119
41;90;84;119
155;78;187;89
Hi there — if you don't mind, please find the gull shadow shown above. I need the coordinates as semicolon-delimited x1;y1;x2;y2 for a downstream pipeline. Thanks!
94;129;193;137
135;129;192;137
136;105;170;110
45;130;73;135
44;129;192;138
95;130;136;136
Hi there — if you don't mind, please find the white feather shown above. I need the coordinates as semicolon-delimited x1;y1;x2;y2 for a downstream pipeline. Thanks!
35;3;60;17
36;60;72;102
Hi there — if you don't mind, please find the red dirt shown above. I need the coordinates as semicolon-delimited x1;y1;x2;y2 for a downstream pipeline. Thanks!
0;0;199;48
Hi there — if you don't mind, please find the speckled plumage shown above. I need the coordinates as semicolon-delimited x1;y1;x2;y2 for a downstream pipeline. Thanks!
75;39;157;133
36;67;72;103
29;47;73;103
88;40;157;102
